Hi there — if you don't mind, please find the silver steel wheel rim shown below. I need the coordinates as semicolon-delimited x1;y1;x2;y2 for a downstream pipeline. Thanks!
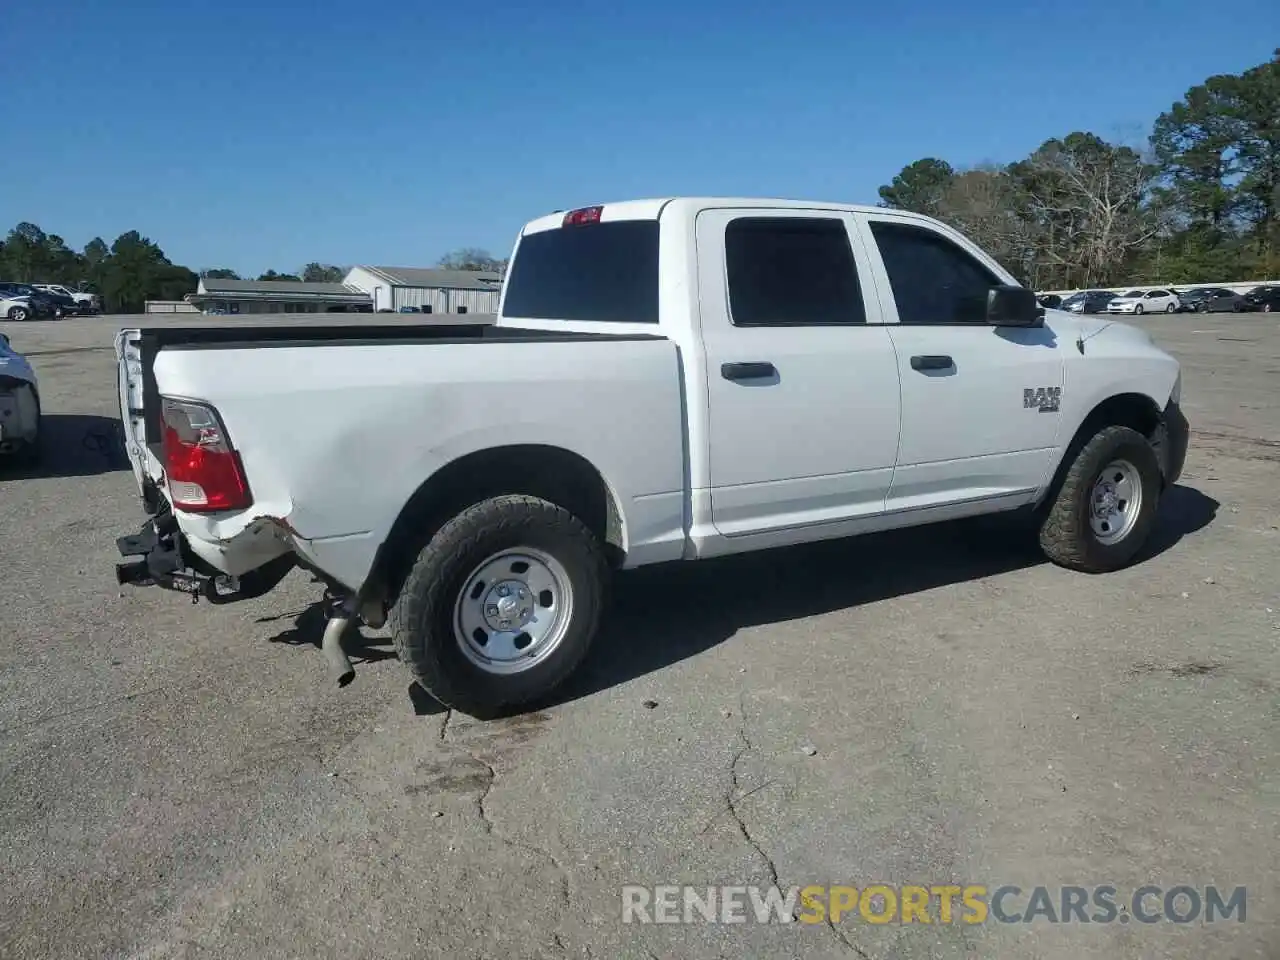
1089;459;1142;545
453;547;574;675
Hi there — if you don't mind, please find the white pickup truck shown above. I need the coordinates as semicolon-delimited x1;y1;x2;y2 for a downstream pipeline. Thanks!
114;198;1188;716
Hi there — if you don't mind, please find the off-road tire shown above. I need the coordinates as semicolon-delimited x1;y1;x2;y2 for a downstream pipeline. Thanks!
1038;425;1162;573
390;494;609;717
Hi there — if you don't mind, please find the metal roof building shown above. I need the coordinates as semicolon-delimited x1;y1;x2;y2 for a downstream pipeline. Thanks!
343;266;504;314
189;277;371;314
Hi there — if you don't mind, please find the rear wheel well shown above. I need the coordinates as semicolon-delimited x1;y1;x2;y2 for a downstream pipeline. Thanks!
365;445;624;606
1040;393;1164;511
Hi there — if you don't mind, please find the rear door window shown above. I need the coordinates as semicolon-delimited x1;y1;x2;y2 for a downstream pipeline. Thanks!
723;217;865;326
502;220;659;323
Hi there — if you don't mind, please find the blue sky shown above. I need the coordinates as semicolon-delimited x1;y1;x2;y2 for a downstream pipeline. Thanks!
2;0;1276;276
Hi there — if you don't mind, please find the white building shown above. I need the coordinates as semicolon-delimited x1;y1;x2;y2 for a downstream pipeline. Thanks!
342;266;504;314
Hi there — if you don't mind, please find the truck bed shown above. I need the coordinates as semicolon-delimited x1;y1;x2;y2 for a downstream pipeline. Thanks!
127;323;664;444
115;322;687;589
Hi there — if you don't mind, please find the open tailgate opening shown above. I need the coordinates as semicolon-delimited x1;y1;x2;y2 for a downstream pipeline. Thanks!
115;328;163;505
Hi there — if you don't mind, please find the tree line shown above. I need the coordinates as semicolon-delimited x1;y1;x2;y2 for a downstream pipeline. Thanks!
878;50;1279;290
0;224;508;314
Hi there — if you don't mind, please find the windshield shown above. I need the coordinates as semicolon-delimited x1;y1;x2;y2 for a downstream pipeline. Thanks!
1122;290;1142;297
1061;293;1085;304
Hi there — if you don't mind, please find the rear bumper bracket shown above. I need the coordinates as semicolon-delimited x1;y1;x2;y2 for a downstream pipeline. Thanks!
115;513;296;603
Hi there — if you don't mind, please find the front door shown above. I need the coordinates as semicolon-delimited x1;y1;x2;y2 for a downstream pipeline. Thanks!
857;213;1065;511
695;209;902;537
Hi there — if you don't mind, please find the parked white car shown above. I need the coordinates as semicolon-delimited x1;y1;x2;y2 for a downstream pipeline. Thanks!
1107;289;1180;315
1;295;36;322
0;332;41;462
113;197;1189;716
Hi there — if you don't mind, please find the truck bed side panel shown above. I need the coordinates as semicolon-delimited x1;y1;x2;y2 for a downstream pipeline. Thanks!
150;337;687;590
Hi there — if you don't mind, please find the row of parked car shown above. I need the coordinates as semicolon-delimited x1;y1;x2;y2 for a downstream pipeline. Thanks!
0;282;101;321
1038;285;1280;315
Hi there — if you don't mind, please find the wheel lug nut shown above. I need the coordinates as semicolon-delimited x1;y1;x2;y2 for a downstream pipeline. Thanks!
498;585;510;597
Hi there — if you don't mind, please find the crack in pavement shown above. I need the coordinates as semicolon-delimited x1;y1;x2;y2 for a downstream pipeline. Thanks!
725;699;874;958
726;695;781;889
444;725;573;913
825;917;874;959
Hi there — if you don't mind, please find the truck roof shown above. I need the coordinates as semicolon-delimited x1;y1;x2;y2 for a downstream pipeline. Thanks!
520;197;898;235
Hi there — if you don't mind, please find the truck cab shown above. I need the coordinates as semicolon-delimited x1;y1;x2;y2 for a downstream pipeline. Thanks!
497;199;1181;550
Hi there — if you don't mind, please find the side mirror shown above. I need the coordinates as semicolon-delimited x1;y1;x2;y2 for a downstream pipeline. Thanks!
987;285;1044;327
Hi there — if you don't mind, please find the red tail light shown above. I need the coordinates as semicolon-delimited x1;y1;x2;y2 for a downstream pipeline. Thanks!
160;397;252;512
562;205;603;226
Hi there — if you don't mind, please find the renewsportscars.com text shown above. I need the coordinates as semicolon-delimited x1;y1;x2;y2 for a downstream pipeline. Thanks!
621;884;1247;925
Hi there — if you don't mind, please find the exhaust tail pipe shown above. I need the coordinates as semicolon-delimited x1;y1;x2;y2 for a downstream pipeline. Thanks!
322;609;356;687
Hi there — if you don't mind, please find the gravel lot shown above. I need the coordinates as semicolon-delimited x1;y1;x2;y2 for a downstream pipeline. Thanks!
1;312;1276;959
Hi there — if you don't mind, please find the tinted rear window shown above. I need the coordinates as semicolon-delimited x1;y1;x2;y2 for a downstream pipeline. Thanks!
501;219;659;323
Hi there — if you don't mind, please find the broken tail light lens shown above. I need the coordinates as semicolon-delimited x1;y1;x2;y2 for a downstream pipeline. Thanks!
160;397;252;512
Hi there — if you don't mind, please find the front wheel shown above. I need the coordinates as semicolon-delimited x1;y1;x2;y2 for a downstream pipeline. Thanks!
7;306;29;322
1039;425;1162;573
390;494;608;717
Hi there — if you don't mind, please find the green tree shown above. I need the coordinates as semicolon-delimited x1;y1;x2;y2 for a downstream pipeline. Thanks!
437;248;505;272
201;268;241;280
1151;77;1246;230
877;158;956;215
1;222;50;280
83;237;109;267
301;262;346;283
257;269;302;282
98;230;196;313
1228;50;1280;270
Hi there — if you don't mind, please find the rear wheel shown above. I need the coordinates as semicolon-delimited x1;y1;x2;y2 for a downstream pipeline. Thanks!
390;494;608;717
1165;303;1175;313
1039;425;1162;573
1134;304;1144;315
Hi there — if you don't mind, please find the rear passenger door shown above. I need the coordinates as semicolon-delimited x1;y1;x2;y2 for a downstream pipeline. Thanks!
857;214;1065;511
695;210;902;537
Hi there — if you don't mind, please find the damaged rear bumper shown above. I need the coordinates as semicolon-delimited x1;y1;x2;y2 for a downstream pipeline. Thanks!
0;380;40;454
116;511;296;603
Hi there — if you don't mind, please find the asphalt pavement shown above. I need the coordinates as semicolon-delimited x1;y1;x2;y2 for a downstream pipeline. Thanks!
0;312;1276;959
